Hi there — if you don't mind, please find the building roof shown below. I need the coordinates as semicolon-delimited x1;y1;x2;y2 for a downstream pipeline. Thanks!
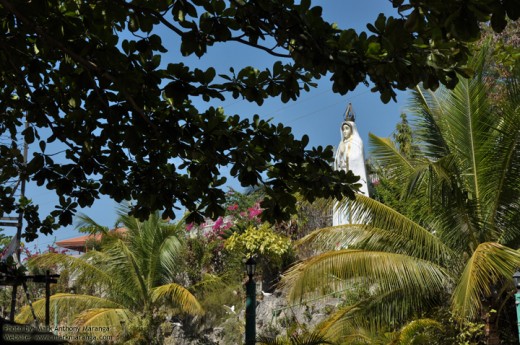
55;227;127;252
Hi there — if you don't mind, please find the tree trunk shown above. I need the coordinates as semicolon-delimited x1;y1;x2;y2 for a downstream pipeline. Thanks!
483;303;500;345
485;321;500;345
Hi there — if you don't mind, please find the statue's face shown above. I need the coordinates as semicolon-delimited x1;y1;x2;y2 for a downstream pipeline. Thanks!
342;124;352;139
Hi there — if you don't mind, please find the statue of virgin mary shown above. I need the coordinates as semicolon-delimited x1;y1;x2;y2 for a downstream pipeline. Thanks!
333;105;369;226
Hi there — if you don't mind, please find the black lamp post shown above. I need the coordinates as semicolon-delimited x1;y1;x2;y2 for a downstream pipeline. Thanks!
513;270;520;343
514;270;520;289
245;256;256;345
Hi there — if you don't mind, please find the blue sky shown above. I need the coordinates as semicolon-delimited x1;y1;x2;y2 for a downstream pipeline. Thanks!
6;1;410;249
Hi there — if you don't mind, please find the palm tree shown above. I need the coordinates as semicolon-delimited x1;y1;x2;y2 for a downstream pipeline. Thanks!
280;42;520;344
16;208;203;344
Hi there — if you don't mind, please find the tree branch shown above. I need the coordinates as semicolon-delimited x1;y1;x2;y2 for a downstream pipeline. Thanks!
0;0;160;136
229;37;291;58
116;0;292;58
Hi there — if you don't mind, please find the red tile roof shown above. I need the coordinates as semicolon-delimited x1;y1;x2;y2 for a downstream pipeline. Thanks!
55;228;127;252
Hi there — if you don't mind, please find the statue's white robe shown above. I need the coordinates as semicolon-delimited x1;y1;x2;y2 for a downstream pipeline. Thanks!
333;121;369;226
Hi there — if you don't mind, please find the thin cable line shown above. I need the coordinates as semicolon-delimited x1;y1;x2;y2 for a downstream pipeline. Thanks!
283;89;372;125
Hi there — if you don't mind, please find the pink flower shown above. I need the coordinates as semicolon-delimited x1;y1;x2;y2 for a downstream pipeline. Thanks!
186;223;194;232
212;217;224;231
247;204;262;219
227;204;239;211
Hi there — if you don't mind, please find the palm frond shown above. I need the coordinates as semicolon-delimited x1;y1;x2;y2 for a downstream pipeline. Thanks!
75;213;110;234
155;225;184;284
398;318;442;344
451;242;520;319
104;238;149;305
281;249;450;306
151;282;204;315
115;209;186;288
28;252;114;286
481;67;520;244
368;134;415;182
288;330;335;345
317;287;444;341
257;330;334;345
431;194;482;253
440;75;490;203
16;293;123;323
256;336;288;345
299;195;453;264
189;273;233;293
297;223;447;266
317;303;361;340
408;86;449;158
72;307;131;330
157;237;184;282
414;47;496;241
405;154;458;202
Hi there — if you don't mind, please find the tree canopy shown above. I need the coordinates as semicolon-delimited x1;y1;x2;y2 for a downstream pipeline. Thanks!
0;0;517;239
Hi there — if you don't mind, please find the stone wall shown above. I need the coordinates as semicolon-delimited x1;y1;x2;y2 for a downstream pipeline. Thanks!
163;291;342;344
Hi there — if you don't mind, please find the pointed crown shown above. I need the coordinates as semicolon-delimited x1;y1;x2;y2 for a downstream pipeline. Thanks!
344;103;355;122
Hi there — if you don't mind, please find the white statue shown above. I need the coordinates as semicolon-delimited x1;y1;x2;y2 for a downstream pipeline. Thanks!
333;109;369;226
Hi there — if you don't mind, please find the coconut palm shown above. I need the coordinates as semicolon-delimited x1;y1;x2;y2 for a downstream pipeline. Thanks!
16;209;203;344
281;42;520;343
